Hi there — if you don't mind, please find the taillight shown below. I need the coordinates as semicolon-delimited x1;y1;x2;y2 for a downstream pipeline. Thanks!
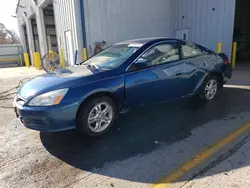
218;53;230;65
225;56;229;65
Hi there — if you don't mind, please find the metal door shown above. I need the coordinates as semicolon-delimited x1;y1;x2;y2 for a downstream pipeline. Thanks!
65;30;74;65
176;29;190;40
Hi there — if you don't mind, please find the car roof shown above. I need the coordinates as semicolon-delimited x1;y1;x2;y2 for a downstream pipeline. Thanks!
117;37;179;46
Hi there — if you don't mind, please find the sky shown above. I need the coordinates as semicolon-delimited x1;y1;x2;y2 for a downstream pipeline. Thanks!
0;0;19;34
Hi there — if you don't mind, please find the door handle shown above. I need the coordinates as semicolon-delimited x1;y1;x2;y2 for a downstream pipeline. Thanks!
175;71;182;76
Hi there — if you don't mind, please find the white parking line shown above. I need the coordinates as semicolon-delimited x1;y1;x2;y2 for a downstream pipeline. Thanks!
224;85;250;90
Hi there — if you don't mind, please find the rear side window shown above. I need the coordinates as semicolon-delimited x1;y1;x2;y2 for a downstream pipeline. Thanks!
196;44;216;55
141;42;180;66
181;41;203;58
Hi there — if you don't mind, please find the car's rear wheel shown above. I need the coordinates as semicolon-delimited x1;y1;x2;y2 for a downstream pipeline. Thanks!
199;75;219;101
77;96;116;137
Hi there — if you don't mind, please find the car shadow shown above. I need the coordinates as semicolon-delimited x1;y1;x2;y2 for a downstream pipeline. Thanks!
40;87;250;183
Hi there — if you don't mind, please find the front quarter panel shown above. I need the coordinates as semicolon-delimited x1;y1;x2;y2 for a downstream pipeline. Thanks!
64;75;125;115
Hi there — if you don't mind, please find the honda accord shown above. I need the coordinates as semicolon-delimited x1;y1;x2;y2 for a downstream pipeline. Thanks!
13;38;232;136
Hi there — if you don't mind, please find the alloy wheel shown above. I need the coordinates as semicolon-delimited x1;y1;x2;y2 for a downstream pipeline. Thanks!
87;102;114;132
205;79;218;100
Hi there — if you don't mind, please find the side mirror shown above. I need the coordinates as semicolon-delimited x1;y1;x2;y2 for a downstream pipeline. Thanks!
134;58;150;70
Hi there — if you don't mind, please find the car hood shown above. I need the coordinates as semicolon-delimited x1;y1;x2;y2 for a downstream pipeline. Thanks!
18;65;105;100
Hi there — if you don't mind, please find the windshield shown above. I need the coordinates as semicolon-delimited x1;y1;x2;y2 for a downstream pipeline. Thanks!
82;44;141;70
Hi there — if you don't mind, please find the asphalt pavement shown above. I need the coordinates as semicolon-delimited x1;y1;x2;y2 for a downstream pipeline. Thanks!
1;67;250;188
182;136;250;188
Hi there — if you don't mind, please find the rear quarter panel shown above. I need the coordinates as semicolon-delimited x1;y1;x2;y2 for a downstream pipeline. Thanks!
192;54;226;93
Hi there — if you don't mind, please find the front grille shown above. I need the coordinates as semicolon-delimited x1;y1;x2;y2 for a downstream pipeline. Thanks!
15;95;26;106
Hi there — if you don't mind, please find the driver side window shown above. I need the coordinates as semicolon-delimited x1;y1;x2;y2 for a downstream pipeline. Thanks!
139;42;180;67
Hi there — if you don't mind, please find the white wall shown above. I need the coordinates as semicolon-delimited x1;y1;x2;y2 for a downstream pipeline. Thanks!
174;0;236;58
84;0;174;56
53;0;84;65
17;0;237;66
16;0;50;65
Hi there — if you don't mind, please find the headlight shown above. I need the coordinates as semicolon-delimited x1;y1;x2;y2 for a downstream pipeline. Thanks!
28;89;68;106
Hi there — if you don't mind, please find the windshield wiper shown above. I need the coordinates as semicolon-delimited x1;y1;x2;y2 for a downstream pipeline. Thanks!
86;64;99;69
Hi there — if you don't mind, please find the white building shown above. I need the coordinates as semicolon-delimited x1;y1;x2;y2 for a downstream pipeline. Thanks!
16;0;250;67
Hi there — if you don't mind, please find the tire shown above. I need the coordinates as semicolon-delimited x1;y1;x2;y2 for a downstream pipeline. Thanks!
76;96;117;137
199;75;219;101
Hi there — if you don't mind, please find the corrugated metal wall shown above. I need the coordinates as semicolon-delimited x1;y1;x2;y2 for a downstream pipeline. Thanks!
53;0;83;64
16;0;47;28
17;0;49;65
0;45;23;56
16;0;36;54
16;0;36;25
174;0;236;58
17;0;237;66
0;45;23;66
84;0;174;55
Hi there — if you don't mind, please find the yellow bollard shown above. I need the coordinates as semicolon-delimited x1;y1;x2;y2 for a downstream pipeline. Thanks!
49;50;53;61
60;49;65;68
217;42;222;53
83;48;88;61
24;53;30;67
53;52;57;60
33;53;38;69
37;53;42;70
49;50;57;61
34;52;42;70
19;54;23;66
232;42;237;68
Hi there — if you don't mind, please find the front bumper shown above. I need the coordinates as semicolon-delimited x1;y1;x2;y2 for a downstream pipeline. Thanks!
14;100;77;132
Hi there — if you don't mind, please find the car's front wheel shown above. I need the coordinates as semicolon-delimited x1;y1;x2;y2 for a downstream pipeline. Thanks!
199;75;219;101
77;96;117;137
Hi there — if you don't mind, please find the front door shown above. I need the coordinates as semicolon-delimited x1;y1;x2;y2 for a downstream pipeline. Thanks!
125;41;194;107
65;30;74;65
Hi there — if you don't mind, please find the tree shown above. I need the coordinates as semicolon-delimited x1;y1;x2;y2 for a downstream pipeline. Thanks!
9;29;20;44
0;23;20;44
0;23;6;44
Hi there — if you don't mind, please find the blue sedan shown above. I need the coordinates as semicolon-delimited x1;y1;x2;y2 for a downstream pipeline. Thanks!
14;38;232;137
